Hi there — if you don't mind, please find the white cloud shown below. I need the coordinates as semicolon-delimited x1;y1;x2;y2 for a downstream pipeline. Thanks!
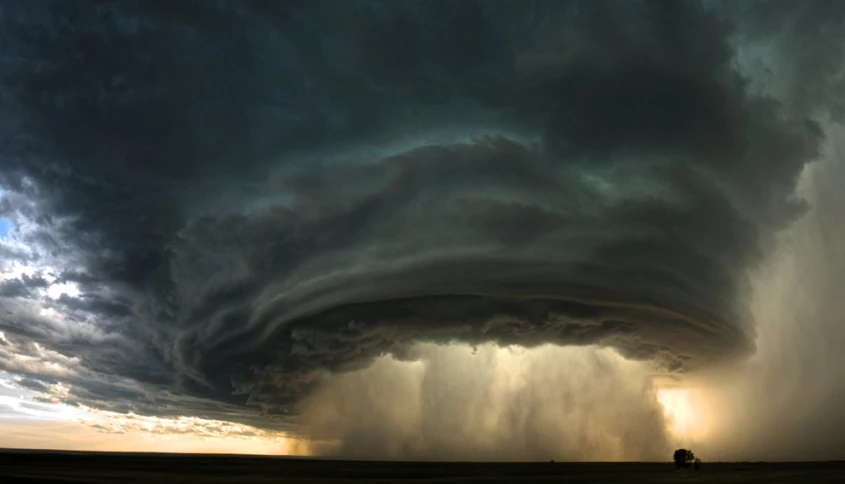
45;281;80;300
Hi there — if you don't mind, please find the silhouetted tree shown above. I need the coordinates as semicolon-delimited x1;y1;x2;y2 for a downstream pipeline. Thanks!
673;449;695;468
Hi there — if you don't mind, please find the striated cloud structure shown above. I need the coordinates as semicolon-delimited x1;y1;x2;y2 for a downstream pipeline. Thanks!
0;0;840;444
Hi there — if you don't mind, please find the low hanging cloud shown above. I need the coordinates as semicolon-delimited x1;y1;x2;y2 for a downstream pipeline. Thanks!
0;0;842;454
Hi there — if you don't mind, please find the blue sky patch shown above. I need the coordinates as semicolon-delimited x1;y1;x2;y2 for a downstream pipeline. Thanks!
0;187;8;238
0;218;10;239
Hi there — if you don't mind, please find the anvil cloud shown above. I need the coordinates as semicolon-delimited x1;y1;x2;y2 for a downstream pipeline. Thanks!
0;0;842;454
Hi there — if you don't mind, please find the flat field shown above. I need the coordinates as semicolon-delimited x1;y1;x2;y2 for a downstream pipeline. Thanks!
1;449;843;483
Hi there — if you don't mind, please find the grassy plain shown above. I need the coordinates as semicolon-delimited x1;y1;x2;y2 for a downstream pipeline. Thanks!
1;449;844;483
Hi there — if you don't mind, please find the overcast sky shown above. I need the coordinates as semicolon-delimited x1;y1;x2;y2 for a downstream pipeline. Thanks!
0;0;844;461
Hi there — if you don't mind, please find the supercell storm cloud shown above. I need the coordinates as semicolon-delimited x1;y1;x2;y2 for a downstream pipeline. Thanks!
0;0;839;438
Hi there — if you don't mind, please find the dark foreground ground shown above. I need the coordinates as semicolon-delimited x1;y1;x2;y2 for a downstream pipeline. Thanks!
1;449;844;483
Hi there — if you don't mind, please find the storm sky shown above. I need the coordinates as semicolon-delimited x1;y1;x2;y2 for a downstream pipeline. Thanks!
1;0;844;460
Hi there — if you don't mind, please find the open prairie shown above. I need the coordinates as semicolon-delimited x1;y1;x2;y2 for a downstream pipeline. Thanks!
1;450;844;483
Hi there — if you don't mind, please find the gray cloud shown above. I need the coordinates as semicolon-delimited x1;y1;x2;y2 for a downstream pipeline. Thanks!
0;274;48;298
0;0;842;455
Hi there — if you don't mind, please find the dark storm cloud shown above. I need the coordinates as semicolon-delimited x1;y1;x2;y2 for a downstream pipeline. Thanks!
15;377;51;394
721;0;845;120
53;293;132;320
0;0;837;427
0;274;48;298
